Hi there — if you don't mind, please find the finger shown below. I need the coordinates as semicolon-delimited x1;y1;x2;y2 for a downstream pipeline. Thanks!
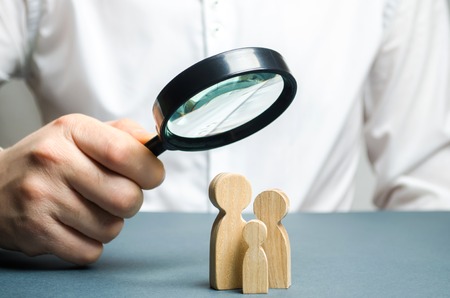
107;118;156;144
57;114;165;189
55;189;125;243
65;155;144;218
45;219;104;265
25;118;145;218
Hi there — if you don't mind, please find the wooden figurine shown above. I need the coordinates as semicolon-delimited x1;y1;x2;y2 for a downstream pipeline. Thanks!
253;189;291;288
209;173;252;290
242;219;269;294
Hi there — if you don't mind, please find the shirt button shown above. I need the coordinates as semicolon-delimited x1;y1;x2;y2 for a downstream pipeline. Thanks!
210;0;221;10
211;23;224;38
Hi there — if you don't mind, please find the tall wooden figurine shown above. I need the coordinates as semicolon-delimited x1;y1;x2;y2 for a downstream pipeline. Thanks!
254;189;291;288
209;173;252;290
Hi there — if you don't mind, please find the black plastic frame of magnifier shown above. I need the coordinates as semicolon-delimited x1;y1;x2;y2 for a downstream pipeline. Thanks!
145;47;297;156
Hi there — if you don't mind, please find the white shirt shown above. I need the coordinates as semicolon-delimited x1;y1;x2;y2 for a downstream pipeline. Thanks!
1;0;449;212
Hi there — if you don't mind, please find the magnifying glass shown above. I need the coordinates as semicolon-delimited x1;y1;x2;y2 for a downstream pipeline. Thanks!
144;47;297;156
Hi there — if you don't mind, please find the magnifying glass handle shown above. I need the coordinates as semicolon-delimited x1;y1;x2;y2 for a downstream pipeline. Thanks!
144;136;166;156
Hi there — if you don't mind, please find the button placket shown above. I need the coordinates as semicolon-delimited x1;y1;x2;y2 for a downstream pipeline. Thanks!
201;0;238;207
201;0;235;56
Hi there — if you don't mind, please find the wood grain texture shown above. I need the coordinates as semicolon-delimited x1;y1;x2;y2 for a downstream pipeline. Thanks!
242;219;269;294
209;173;252;290
254;189;291;288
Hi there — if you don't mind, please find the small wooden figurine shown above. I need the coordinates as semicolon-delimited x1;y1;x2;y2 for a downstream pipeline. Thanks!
242;219;269;294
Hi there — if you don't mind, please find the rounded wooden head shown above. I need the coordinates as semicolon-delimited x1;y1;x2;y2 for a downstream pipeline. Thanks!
253;189;290;222
209;173;252;212
243;220;267;246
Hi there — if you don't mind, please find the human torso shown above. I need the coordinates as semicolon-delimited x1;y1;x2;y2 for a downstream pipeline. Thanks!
28;0;388;211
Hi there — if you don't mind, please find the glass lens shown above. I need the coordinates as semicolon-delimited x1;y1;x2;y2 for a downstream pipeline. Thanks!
167;73;283;138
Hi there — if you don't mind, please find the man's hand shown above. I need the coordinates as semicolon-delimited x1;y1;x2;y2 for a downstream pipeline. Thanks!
0;114;165;265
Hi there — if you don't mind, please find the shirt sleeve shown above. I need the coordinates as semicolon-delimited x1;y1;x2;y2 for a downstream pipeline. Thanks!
364;0;450;209
0;0;28;83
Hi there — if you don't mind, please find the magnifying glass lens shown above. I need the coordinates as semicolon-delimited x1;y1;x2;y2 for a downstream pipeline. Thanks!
145;47;297;156
167;72;283;138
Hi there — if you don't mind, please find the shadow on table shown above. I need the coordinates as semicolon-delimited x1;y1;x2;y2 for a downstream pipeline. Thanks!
0;249;82;270
0;249;175;273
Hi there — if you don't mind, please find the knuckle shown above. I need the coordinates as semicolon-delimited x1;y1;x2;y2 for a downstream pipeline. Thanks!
52;114;74;127
19;175;48;204
28;138;66;167
101;217;124;243
52;114;84;131
74;243;103;265
103;141;132;169
111;186;143;218
51;114;81;141
111;118;133;130
142;160;166;190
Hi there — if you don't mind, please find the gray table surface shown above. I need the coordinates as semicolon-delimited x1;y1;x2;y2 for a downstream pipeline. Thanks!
1;212;450;297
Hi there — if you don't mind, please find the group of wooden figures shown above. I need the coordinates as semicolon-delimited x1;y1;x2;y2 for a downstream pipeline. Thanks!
209;173;291;294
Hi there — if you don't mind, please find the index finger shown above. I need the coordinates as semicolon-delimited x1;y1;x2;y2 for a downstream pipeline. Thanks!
60;114;165;189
